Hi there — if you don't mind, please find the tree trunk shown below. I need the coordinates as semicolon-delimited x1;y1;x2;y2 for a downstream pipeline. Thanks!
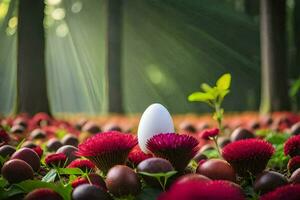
259;0;290;114
17;0;50;115
106;0;124;113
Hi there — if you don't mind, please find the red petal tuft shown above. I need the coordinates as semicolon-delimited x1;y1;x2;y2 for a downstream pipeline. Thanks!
284;135;300;157
260;184;300;200
200;128;219;140
147;133;199;172
158;180;245;200
288;156;300;173
222;139;274;176
77;131;137;173
45;153;67;167
67;159;95;172
32;146;43;158
128;145;153;166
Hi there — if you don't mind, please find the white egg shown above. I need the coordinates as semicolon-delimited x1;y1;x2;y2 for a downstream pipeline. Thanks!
137;103;175;153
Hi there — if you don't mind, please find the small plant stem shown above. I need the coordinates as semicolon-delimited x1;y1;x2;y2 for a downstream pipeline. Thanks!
157;177;166;191
84;173;92;184
212;136;222;158
55;167;64;185
214;103;223;132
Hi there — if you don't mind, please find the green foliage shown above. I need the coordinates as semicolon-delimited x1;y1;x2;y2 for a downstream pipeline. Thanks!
0;177;8;188
289;77;300;111
188;73;231;104
289;77;300;98
42;169;57;183
201;149;220;159
267;144;289;172
16;138;26;150
57;168;84;175
56;129;68;140
265;132;290;145
136;188;162;200
17;180;72;200
188;73;231;130
0;180;72;200
264;131;290;172
138;171;177;191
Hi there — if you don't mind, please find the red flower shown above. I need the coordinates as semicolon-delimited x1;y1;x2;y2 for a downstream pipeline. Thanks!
32;146;43;158
284;135;300;157
45;153;67;167
260;184;300;200
147;133;199;172
222;139;274;176
67;159;96;172
0;129;10;145
200;128;219;140
77;131;137;173
71;178;89;188
288;156;300;173
128;145;153;166
71;173;107;191
158;180;245;200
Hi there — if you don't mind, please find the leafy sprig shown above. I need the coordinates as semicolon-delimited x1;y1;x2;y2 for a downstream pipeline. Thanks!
188;73;231;131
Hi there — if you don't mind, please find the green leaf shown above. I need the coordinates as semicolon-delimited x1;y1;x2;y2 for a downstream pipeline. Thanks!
69;175;77;184
138;171;177;191
216;73;231;90
42;169;57;182
138;171;177;179
136;188;162;200
289;78;300;97
265;133;289;145
188;92;214;102
202;149;219;159
15;180;72;200
0;155;8;166
56;129;68;140
16;138;26;150
0;185;24;199
201;83;213;92
0;177;8;187
57;168;84;175
219;89;230;99
268;144;289;171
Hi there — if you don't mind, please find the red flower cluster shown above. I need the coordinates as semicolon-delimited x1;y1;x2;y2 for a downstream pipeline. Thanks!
33;146;43;158
260;184;300;200
288;156;300;173
45;153;67;168
77;131;137;173
67;159;96;172
128;145;153;166
222;139;274;176
284;135;300;157
200;128;219;140
158;180;245;200
71;173;107;190
0;129;10;145
147;133;199;172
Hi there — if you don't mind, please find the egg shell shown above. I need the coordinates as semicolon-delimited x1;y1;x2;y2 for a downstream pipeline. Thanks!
137;103;175;153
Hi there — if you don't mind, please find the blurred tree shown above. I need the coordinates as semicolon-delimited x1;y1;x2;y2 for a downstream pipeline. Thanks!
244;0;259;16
17;0;50;115
106;0;124;113
260;0;290;114
294;0;300;76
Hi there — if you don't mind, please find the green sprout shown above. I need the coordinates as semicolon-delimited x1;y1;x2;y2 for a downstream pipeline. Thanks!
188;73;231;132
